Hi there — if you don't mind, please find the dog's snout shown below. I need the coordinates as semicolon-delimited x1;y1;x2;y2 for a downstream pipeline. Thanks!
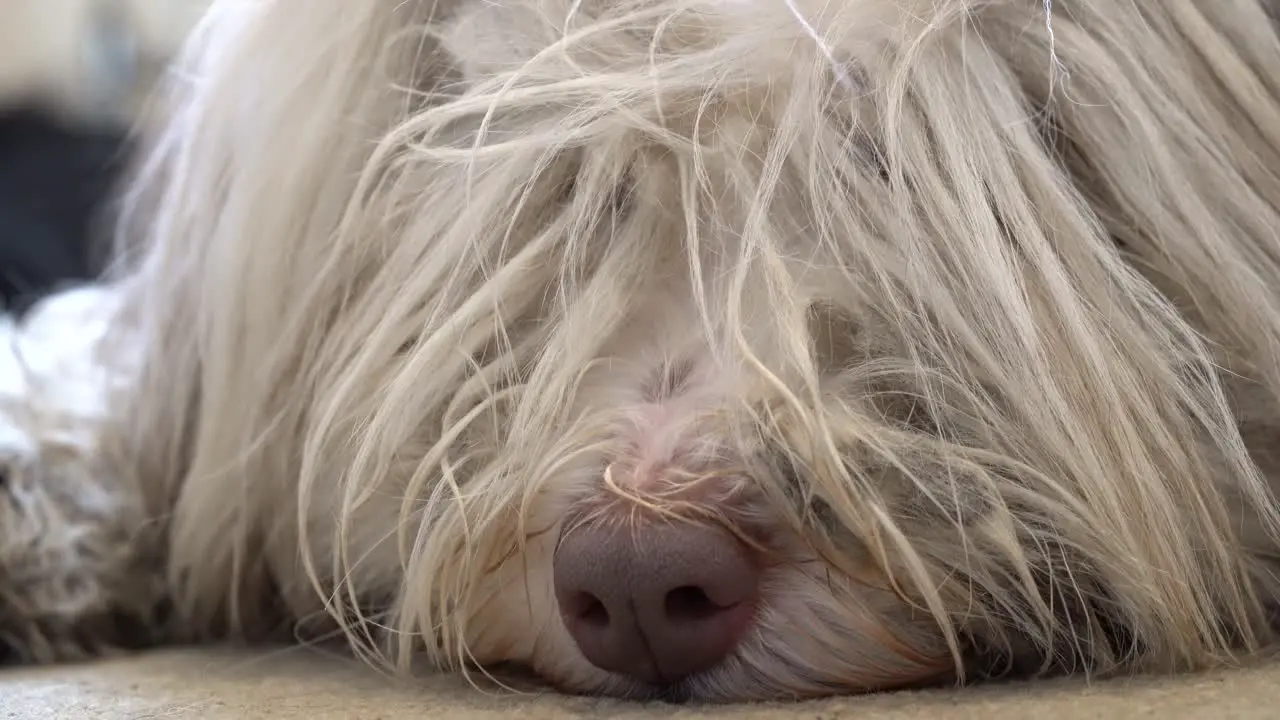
553;518;759;684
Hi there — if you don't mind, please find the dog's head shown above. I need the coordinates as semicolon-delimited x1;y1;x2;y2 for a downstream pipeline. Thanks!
115;0;1280;703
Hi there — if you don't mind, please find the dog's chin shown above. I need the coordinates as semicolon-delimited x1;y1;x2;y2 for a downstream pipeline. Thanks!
492;562;952;703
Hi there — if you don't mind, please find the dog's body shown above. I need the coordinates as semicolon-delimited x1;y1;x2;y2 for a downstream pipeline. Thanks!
5;0;1280;704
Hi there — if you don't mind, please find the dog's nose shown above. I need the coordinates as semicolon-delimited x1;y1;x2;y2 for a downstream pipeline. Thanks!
553;518;759;684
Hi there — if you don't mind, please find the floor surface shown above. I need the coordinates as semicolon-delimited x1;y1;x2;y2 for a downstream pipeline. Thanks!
0;647;1276;718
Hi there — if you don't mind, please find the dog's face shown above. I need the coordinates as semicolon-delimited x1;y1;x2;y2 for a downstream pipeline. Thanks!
351;157;1201;700
437;286;959;701
272;41;1275;712
394;256;1250;702
345;125;1276;702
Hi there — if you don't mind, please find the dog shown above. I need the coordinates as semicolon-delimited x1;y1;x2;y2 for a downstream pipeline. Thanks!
4;0;1280;704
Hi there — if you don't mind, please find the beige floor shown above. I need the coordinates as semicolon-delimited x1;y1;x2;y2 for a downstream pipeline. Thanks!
0;648;1276;719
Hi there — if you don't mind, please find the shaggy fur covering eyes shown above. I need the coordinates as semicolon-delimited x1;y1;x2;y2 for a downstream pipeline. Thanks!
5;0;1280;704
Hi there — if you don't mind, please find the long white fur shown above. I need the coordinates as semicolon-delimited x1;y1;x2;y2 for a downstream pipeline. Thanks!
3;0;1280;704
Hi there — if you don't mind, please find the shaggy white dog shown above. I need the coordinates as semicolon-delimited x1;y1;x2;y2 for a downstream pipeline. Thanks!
5;0;1280;704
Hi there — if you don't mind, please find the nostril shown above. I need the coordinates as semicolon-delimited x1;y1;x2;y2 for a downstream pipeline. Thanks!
664;585;725;622
564;591;611;628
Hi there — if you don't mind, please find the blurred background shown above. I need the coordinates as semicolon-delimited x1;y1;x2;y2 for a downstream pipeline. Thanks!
0;0;210;314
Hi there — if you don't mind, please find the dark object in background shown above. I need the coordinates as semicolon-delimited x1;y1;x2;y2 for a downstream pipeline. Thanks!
0;106;131;316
